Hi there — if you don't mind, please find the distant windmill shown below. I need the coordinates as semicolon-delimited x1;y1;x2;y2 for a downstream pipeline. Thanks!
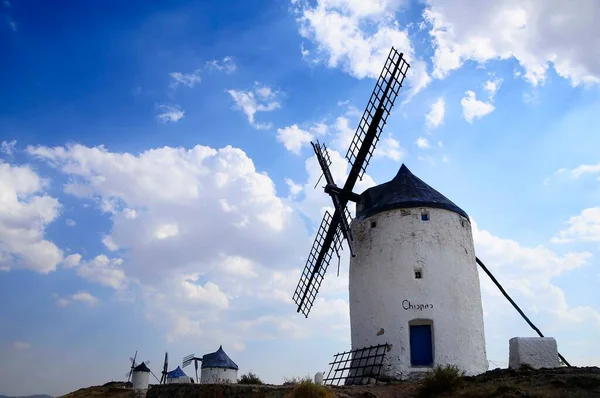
182;353;202;383
159;352;169;384
126;351;159;384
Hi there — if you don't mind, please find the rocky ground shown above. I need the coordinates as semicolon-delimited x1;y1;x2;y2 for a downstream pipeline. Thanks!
58;366;600;397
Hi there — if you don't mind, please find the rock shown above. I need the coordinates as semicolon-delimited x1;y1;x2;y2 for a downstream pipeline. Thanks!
509;337;561;370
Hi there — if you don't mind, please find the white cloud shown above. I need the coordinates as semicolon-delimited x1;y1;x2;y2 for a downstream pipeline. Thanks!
331;116;355;153
437;140;444;148
484;77;503;100
76;254;127;290
416;137;430;149
156;104;185;123
461;90;495;123
13;341;30;350
552;207;600;244
276;125;314;154
169;70;201;89
425;97;445;128
102;235;119;251
284;178;303;197
65;218;76;227
71;291;100;306
63;253;81;268
473;220;600;332
423;0;600;86
294;0;431;100
571;163;600;180
0;163;63;273
375;134;405;161
54;291;100;307
27;143;311;344
227;83;281;129
1;140;16;156
206;56;237;74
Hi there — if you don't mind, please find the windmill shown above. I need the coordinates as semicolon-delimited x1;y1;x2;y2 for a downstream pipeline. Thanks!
159;352;169;384
290;46;571;384
182;353;202;383
292;46;410;318
126;351;157;382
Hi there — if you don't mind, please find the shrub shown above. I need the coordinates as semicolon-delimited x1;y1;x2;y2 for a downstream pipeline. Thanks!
238;371;264;385
283;375;311;385
286;379;334;398
239;371;263;384
417;364;465;397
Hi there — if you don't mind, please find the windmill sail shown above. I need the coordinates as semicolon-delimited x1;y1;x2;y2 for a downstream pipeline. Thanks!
292;47;410;318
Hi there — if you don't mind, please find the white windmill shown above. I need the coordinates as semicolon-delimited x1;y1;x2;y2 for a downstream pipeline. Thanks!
291;47;487;382
292;46;571;385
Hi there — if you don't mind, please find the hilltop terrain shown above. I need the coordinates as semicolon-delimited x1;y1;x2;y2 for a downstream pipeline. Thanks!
56;366;600;397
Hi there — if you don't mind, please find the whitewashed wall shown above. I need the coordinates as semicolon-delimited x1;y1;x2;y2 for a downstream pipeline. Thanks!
349;207;488;379
132;371;149;391
200;367;237;384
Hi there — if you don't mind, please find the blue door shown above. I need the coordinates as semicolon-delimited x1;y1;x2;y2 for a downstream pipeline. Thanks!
410;324;433;366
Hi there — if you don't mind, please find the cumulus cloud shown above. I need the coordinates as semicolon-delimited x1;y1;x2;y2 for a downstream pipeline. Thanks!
227;83;281;129
375;134;405;161
0;162;63;273
293;0;431;100
423;0;600;86
570;163;600;180
473;220;600;332
425;97;445;128
284;178;303;197
26;142;314;344
552;207;600;244
276;125;314;154
156;104;185;123
76;254;127;290
65;218;76;227
416;137;430;149
461;90;495;123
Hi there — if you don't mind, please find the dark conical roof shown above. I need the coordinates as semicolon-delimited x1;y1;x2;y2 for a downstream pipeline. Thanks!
167;366;187;378
356;164;468;220
133;362;151;373
201;345;238;370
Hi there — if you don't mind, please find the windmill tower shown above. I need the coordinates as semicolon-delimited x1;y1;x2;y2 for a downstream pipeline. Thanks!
291;47;488;381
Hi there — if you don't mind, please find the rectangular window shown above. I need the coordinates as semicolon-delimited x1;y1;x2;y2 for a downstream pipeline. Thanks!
414;269;422;279
421;211;429;221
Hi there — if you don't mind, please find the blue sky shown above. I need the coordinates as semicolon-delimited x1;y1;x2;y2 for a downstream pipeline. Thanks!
1;0;600;395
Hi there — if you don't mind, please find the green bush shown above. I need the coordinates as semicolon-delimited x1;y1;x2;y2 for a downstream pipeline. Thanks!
417;364;465;397
286;379;334;398
238;371;263;384
283;375;311;385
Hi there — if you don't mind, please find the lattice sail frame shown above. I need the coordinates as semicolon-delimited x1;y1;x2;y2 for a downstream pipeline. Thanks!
346;47;409;179
292;210;343;318
292;47;410;319
323;344;390;386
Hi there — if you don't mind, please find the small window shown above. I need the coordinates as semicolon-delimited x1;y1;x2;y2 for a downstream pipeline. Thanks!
371;220;377;228
421;211;429;221
414;269;423;279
